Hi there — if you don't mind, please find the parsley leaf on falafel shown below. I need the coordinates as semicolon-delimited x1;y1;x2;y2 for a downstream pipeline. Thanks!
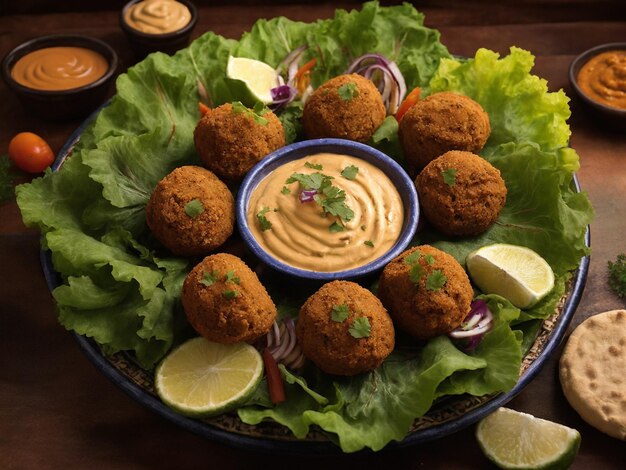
338;82;359;101
184;199;205;218
331;304;350;322
442;168;457;187
426;270;447;291
349;317;371;338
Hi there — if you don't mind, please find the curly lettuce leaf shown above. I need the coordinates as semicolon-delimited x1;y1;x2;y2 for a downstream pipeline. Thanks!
240;297;522;452
429;47;572;152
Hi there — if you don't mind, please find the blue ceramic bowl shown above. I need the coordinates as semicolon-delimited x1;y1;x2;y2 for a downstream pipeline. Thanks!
236;138;419;281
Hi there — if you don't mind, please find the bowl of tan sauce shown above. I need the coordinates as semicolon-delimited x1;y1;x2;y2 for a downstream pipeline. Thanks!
237;139;419;281
2;35;117;119
120;0;198;57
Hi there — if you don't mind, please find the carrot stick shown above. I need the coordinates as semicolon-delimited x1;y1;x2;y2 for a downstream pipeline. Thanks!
198;101;210;116
395;87;421;122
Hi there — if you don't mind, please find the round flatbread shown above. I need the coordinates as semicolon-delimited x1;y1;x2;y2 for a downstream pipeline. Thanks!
559;309;626;440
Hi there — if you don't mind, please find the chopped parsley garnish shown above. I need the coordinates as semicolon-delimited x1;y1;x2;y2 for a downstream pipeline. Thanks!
405;250;426;284
338;82;359;101
442;168;457;187
231;101;269;125
223;290;239;299
424;254;436;265
285;172;354;223
329;221;345;233
608;253;626;298
257;207;273;231
184;199;204;218
364;240;374;247
341;165;359;180
426;270;448;291
331;304;350;322
200;270;220;286
281;186;291;195
305;162;323;170
225;270;240;285
349;317;371;338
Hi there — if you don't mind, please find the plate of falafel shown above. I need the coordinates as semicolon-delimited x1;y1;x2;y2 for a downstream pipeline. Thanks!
18;1;593;454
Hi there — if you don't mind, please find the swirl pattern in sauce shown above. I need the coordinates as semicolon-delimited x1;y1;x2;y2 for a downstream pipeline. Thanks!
577;50;626;109
247;153;404;272
124;0;192;35
11;47;108;91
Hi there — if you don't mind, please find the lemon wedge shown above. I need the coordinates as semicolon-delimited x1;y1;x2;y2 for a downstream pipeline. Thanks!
226;56;279;105
466;243;555;309
476;407;581;470
155;337;263;417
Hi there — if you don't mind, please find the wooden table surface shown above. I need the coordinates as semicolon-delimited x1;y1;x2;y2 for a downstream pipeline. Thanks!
1;2;625;468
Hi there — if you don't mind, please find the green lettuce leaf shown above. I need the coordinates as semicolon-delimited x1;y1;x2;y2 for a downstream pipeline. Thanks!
429;47;572;151
14;0;592;452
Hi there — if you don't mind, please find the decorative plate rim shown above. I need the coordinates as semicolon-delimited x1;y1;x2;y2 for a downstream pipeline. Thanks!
40;101;590;455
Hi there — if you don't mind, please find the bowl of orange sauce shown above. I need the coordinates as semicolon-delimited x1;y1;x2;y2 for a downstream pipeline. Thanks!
1;34;118;120
569;42;626;128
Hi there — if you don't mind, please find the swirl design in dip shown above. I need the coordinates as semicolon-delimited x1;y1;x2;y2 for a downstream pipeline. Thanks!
11;47;108;91
577;50;626;109
124;0;192;35
247;153;404;272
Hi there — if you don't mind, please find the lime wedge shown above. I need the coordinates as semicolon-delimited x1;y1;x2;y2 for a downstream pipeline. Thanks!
466;243;555;309
226;56;279;105
476;408;581;470
155;337;263;417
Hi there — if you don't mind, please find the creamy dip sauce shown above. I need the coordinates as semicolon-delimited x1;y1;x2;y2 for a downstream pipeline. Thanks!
577;50;626;109
247;153;404;272
124;0;192;34
11;47;108;91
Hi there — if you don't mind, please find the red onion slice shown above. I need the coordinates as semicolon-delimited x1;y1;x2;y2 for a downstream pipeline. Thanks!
299;189;317;203
345;53;407;114
448;300;494;343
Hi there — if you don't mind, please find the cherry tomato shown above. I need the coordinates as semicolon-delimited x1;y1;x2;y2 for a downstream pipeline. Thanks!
8;132;55;174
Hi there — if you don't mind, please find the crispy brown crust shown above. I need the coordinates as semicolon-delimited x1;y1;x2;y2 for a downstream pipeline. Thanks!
194;103;285;183
296;280;395;376
416;150;506;237
378;245;473;340
181;253;277;344
399;92;490;174
145;165;234;256
302;74;386;143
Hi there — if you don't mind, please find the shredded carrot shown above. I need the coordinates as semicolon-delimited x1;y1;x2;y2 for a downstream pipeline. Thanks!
198;101;210;116
295;57;317;95
263;348;286;404
395;87;421;122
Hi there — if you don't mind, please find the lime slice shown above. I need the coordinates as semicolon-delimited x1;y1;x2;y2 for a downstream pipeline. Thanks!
226;56;279;105
155;337;263;417
476;408;581;470
466;243;555;309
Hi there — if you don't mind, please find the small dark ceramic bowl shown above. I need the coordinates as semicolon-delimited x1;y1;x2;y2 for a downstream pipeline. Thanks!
1;34;118;120
120;0;198;58
236;138;419;282
569;42;626;129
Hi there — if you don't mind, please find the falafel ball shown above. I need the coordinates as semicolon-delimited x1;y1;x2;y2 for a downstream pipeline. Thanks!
378;245;473;340
145;166;234;256
399;91;490;173
302;74;386;142
416;150;507;237
296;280;394;376
194;102;285;182
181;253;277;344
